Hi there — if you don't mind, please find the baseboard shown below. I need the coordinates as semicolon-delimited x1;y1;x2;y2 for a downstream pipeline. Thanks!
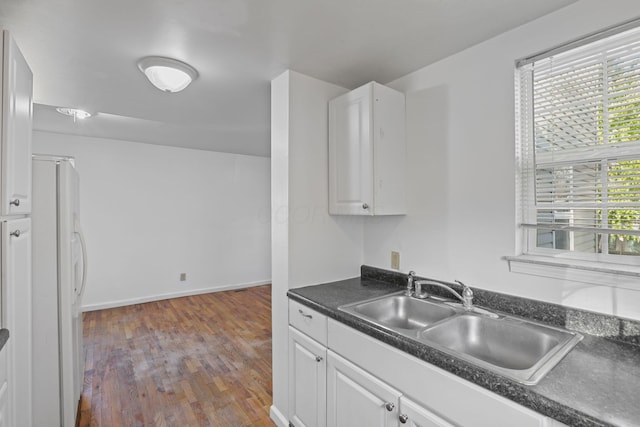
81;280;271;312
269;405;288;427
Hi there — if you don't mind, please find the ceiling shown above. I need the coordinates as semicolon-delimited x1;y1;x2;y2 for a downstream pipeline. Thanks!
1;0;576;157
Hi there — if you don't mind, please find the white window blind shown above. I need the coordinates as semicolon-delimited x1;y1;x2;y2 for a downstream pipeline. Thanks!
517;25;640;260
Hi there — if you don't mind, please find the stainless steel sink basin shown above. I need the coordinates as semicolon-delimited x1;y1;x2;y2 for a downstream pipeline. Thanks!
419;314;583;384
339;292;583;385
339;293;456;332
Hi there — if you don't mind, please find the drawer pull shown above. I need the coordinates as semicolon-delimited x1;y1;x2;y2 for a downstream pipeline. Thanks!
399;414;408;423
10;230;21;238
315;356;323;362
385;402;395;412
298;309;313;319
9;199;20;207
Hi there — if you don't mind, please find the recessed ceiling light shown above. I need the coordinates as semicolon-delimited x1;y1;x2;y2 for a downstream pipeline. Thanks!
56;107;92;120
137;56;198;93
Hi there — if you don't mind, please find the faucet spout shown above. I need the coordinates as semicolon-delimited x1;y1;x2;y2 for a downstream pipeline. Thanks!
414;279;474;310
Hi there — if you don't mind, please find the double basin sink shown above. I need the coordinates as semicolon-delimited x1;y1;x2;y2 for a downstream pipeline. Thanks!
339;292;583;385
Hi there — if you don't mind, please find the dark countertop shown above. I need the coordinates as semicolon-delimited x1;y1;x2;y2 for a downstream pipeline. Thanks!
0;329;8;352
288;276;640;427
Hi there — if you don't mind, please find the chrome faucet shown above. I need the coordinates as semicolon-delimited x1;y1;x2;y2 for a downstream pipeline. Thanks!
406;271;416;296
414;279;474;310
455;280;474;310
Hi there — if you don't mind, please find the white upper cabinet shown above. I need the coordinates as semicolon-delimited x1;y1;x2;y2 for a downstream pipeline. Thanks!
328;82;405;216
1;31;33;216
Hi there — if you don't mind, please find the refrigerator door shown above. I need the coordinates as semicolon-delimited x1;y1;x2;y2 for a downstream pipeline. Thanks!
71;214;87;412
31;158;62;427
33;156;86;427
57;159;85;427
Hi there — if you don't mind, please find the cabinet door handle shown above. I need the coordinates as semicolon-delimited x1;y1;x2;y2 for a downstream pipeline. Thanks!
385;402;395;412
10;230;21;238
298;309;312;319
399;414;408;424
362;203;369;210
315;356;323;362
9;199;20;207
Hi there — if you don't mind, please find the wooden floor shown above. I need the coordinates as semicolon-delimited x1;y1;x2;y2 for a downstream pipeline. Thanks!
77;285;274;427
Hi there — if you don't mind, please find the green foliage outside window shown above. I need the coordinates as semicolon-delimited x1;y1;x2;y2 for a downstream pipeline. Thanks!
603;59;640;254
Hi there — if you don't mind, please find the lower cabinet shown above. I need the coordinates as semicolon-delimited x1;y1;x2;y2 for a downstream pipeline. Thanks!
0;382;7;427
398;396;455;427
327;351;400;427
289;326;327;427
0;348;8;427
287;299;566;427
327;351;452;427
2;218;31;427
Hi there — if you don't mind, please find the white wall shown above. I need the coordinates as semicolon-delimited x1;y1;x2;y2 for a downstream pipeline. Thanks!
270;70;362;425
363;0;640;320
270;71;290;426
287;73;364;287
33;131;271;310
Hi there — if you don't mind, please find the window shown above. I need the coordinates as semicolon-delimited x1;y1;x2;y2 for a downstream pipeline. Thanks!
516;23;640;267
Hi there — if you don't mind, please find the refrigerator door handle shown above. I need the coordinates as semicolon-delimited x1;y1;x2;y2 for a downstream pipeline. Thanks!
74;217;88;298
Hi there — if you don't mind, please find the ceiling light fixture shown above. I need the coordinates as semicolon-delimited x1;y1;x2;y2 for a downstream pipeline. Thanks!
56;107;93;120
137;56;198;93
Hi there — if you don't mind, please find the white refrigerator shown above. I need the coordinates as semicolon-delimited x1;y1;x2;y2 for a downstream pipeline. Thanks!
31;155;87;427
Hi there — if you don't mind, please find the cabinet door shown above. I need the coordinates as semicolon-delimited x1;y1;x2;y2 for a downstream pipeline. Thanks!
1;31;33;215
327;350;401;427
398;396;454;427
289;326;327;427
0;381;8;427
2;218;32;427
328;83;373;215
0;348;8;427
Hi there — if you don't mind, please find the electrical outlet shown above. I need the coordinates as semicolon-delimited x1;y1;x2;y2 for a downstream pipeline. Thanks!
391;251;400;270
180;273;187;282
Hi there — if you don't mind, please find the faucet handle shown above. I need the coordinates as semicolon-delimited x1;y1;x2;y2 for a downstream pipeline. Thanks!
406;271;416;296
455;280;474;309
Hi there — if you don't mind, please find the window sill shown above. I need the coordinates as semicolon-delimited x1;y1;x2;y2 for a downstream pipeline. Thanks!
504;255;640;290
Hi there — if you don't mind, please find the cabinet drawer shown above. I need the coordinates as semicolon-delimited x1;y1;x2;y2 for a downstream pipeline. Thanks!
289;299;327;345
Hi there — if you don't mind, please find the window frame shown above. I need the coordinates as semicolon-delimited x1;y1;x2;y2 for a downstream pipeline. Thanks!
511;19;640;283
